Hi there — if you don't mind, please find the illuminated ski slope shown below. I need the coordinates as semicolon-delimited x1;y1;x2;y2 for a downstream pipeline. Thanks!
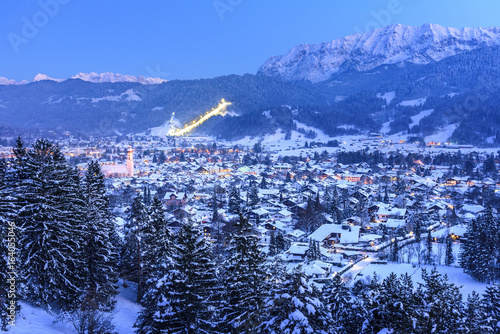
168;99;231;136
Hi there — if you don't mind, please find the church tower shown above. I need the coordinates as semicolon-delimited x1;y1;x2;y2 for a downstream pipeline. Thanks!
127;146;134;177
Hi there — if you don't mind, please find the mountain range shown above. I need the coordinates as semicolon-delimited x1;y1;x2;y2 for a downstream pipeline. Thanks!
1;23;500;146
0;72;167;85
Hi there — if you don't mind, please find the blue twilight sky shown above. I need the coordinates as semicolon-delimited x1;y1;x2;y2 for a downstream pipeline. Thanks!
1;0;500;82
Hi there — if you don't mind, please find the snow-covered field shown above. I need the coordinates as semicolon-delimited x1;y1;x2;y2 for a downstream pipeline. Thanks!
409;109;434;129
350;263;488;299
8;280;141;334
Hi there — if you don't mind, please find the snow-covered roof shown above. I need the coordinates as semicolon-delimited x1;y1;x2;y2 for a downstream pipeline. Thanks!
308;224;360;244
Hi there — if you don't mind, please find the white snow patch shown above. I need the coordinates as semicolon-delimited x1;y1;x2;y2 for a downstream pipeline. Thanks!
262;110;272;119
377;91;396;105
91;89;142;103
409;109;434;129
424;123;459;143
335;96;346;102
398;97;427;107
152;106;164;111
380;120;391;134
8;279;141;333
337;124;358;130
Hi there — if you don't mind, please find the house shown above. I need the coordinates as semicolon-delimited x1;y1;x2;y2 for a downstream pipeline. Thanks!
272;209;293;220
384;218;407;231
377;206;407;222
309;224;360;246
164;192;187;210
284;244;309;262
287;229;306;242
250;208;270;223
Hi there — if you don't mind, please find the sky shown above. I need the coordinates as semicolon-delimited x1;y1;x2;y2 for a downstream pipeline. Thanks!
1;0;500;82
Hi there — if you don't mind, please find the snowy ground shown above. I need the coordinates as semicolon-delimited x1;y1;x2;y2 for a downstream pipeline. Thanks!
7;279;142;334
349;263;488;299
409;109;434;129
344;241;488;299
424;123;459;144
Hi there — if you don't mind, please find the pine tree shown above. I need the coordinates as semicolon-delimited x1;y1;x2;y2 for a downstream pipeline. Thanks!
263;268;331;334
330;196;342;224
70;161;120;332
159;221;219;333
227;185;241;214
121;195;148;303
80;161;119;311
222;213;268;333
275;232;289;254
248;182;259;208
322;274;364;334
415;268;465;333
461;212;500;283
141;195;172;290
445;234;454;266
18;139;85;311
465;291;485;334
366;273;416;333
0;160;18;329
134;201;175;334
481;285;500;332
425;230;433;265
306;239;318;262
259;175;268;189
322;188;331;212
390;237;399;263
268;232;278;257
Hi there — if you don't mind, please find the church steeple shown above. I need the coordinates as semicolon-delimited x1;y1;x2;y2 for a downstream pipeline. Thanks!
127;146;134;177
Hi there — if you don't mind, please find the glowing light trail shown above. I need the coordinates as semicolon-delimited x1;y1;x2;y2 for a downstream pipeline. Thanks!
168;99;232;136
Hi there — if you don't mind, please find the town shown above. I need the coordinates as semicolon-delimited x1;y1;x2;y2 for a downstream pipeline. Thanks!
3;132;497;283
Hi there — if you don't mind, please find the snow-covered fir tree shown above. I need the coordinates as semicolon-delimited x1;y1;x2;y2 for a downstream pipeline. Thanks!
121;194;148;303
137;221;218;333
0;160;18;329
141;195;172;291
17;138;85;311
134;198;175;334
80;161;119;312
414;268;464;333
227;184;241;214
322;274;365;334
480;285;500;332
460;211;500;283
222;213;269;333
263;267;331;334
248;181;260;208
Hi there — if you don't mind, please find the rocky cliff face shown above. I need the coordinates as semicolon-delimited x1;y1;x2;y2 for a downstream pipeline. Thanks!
258;23;500;83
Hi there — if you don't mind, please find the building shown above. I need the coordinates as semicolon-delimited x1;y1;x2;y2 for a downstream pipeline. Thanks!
127;146;134;177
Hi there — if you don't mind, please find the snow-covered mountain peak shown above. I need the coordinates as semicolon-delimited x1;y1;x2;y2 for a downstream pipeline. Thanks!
258;23;500;83
0;77;28;85
32;73;64;83
71;72;167;84
0;72;168;85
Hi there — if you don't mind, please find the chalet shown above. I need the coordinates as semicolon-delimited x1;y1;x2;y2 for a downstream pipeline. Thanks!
384;218;407;231
286;229;307;242
284;244;309;262
263;220;287;233
272;209;293;221
377;206;407;222
250;208;270;223
309;224;360;246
